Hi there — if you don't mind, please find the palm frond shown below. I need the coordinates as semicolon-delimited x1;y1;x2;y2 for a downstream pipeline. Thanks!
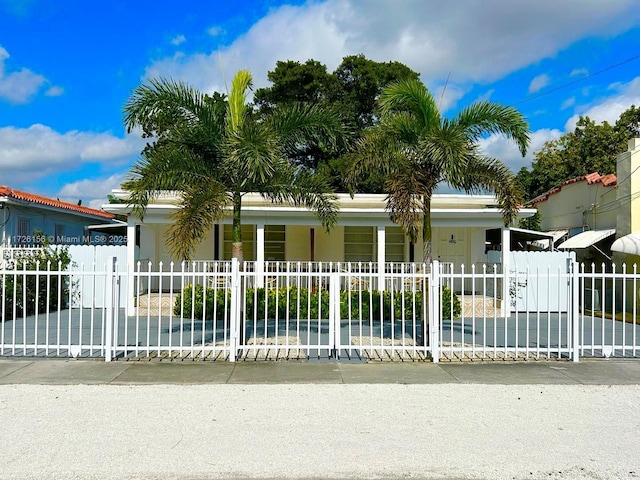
454;155;523;226
226;70;253;134
455;101;530;156
167;184;230;261
261;168;338;230
378;78;440;129
123;78;209;135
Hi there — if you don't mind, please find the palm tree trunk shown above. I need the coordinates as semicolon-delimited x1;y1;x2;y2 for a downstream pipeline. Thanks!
231;192;243;262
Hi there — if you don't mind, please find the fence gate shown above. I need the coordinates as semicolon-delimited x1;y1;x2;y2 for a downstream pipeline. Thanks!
234;262;339;360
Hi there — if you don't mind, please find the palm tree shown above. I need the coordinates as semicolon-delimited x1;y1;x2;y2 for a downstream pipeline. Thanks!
122;70;351;261
350;78;530;265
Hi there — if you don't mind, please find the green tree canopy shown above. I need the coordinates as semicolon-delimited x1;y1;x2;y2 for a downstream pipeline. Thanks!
517;105;640;201
254;54;420;192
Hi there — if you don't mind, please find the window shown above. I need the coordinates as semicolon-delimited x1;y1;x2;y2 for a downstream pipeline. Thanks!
17;218;31;244
54;224;65;242
344;226;374;262
385;226;405;262
264;225;285;261
223;224;255;261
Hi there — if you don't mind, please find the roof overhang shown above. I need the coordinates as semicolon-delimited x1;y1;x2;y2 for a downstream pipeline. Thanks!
558;229;616;249
104;190;536;228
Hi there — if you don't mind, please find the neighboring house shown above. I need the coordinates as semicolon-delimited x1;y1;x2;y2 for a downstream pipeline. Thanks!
0;186;117;248
104;190;537;271
530;138;640;266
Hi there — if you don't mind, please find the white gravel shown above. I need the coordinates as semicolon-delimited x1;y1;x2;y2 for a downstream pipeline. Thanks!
0;383;639;479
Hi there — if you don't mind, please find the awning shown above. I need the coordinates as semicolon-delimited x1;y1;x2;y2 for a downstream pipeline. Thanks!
558;229;616;249
611;232;640;256
509;227;557;242
532;230;569;249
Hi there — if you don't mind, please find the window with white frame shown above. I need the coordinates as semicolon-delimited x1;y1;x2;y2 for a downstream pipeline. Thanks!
344;226;374;262
385;226;405;262
264;225;285;261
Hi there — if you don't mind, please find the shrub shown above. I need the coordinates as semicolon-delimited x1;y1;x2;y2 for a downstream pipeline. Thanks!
172;283;460;321
1;246;73;320
173;284;231;320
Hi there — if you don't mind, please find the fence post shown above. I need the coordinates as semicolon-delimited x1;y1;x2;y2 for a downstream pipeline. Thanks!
329;268;340;359
430;260;440;363
104;256;116;362
228;257;239;362
571;259;580;362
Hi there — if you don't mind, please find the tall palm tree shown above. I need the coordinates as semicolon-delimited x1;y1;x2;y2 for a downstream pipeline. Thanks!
123;70;351;261
350;78;530;265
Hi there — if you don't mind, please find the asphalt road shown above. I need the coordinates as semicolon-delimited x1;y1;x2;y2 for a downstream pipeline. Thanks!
0;382;639;479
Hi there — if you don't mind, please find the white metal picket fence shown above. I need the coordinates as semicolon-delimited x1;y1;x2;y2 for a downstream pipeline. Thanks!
1;258;639;362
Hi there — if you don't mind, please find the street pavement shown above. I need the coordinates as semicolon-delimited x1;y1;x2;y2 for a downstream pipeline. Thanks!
0;358;639;480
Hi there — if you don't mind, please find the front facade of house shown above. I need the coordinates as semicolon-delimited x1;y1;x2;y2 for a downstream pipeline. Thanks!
105;191;536;274
0;186;116;248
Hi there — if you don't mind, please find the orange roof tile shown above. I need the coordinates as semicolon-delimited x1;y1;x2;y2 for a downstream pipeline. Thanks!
0;186;115;220
529;172;617;206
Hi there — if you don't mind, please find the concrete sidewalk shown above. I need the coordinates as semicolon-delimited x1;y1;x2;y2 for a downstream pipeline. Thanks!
1;357;640;385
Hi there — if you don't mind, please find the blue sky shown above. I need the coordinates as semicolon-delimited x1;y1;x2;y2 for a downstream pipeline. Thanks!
1;0;640;208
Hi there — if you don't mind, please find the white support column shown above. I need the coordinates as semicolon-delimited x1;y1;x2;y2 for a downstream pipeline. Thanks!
501;227;511;317
256;223;265;288
126;217;136;312
377;225;385;292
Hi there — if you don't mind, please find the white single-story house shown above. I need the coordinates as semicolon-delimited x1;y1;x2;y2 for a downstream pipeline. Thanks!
104;190;537;272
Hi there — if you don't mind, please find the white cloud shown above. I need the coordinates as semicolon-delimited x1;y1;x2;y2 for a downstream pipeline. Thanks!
58;173;127;209
207;25;223;37
564;76;640;131
0;124;145;182
561;97;575;110
45;85;64;96
0;46;47;103
143;0;640;96
528;74;550;94
478;128;563;173
171;34;186;46
571;68;589;77
434;84;467;112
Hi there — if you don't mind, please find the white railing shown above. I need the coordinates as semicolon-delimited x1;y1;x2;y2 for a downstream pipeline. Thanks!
1;259;639;361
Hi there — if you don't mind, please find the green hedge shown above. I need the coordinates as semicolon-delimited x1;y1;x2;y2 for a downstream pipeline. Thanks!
174;284;461;321
1;246;73;320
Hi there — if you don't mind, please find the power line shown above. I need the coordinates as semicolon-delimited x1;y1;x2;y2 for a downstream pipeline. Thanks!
514;52;640;106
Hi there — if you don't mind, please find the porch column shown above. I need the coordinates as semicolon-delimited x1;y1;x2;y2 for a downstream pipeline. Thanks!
501;227;511;317
256;223;265;288
126;217;136;312
377;225;385;292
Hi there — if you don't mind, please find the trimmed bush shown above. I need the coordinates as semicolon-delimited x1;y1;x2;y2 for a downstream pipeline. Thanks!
173;283;461;321
173;283;231;320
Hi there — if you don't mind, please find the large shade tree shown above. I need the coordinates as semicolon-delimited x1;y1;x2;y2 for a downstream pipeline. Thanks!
123;70;351;261
350;78;530;266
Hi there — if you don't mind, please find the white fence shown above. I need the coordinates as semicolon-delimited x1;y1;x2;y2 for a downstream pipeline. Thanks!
1;259;639;361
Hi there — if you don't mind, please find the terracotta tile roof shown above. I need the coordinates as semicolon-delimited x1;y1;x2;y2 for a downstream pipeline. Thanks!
529;172;617;206
0;186;115;220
